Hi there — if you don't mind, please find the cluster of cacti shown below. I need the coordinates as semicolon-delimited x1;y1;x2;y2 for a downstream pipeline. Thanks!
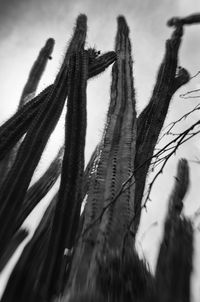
0;12;197;302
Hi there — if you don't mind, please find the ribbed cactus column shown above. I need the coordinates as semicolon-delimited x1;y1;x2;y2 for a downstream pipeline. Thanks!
36;50;89;301
92;14;136;253
134;25;190;232
68;15;136;292
155;159;193;302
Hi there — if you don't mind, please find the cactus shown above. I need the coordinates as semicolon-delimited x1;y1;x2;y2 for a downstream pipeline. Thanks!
134;25;190;232
0;13;196;302
0;13;116;301
35;49;89;300
14;146;64;231
0;38;55;187
96;249;156;302
167;13;200;27
67;15;136;292
19;38;55;108
0;85;51;163
0;228;28;273
0;14;88;259
155;159;193;302
1;194;57;302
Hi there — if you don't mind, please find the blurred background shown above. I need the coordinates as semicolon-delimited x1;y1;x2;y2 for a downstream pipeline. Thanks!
0;0;200;301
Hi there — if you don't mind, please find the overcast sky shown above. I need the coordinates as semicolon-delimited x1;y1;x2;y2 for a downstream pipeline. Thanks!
0;0;200;301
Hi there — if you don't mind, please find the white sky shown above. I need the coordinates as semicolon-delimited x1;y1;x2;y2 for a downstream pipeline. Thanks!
0;0;200;301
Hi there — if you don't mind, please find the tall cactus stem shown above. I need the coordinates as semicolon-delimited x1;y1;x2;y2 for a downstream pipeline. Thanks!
134;25;190;232
37;50;88;300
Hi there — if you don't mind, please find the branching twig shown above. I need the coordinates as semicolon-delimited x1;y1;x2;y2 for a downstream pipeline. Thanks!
180;88;200;99
158;103;200;143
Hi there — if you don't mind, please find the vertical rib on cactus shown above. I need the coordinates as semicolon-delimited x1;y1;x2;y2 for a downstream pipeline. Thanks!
37;50;88;300
134;25;190;233
1;194;57;302
19;38;55;108
68;15;136;292
155;159;193;302
0;228;28;273
14;146;64;230
0;15;87;260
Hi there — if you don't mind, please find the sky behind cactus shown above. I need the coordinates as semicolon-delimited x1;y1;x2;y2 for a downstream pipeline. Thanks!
0;0;200;301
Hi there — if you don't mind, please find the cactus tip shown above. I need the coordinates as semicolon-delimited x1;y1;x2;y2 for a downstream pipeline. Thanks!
76;14;87;27
167;17;181;27
46;38;55;45
45;38;55;55
117;15;129;34
178;158;189;174
177;158;189;199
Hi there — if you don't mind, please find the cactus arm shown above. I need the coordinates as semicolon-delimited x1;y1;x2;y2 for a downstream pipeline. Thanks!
155;159;193;302
19;38;55;108
14;146;63;230
88;51;116;78
1;39;55;179
0;85;52;162
0;228;28;273
0;38;54;188
167;13;200;27
134;25;190;232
